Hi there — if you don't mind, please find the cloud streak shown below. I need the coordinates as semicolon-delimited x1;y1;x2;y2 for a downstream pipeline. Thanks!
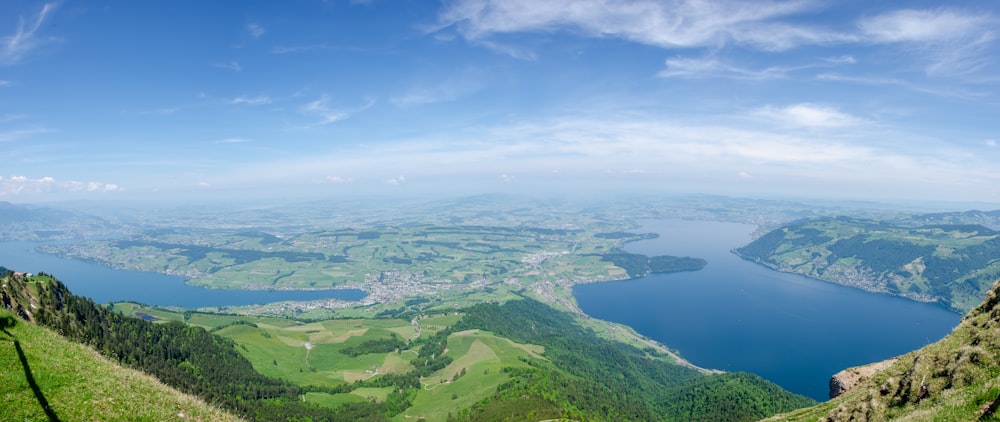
434;0;841;52
751;104;864;128
858;9;997;76
1;3;58;65
299;95;375;127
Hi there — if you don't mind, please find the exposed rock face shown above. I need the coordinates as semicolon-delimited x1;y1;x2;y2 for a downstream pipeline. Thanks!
829;358;899;399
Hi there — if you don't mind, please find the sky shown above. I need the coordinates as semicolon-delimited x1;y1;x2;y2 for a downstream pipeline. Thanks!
1;0;999;204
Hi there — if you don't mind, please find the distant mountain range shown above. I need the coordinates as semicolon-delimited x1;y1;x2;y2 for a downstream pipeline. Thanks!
0;201;124;240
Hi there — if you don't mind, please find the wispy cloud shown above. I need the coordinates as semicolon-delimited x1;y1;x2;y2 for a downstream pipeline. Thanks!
216;138;251;144
857;9;997;76
212;61;242;72
1;3;58;65
390;76;483;107
299;95;375;127
384;175;406;185
0;175;121;197
816;73;986;100
434;0;844;53
246;22;265;39
227;96;272;105
823;55;856;65
0;128;50;142
751;103;864;128
0;113;27;123
658;56;793;79
325;175;353;184
0;80;11;86
270;44;371;54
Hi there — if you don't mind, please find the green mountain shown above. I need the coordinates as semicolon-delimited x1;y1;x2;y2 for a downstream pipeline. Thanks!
767;278;1000;421
736;216;1000;313
2;268;814;421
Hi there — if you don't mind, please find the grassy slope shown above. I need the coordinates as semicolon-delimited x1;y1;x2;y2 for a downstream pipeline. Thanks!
0;309;239;422
766;280;1000;421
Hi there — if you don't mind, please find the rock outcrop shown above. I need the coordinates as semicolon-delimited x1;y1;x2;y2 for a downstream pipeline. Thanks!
828;358;899;399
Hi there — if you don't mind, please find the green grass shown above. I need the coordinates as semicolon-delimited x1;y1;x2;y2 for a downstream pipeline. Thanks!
0;309;240;422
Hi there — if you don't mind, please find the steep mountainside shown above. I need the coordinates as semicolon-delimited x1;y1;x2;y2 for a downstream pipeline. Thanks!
766;279;1000;421
736;217;1000;312
1;308;239;421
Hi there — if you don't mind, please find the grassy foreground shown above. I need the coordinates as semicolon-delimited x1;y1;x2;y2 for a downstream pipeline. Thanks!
0;309;240;422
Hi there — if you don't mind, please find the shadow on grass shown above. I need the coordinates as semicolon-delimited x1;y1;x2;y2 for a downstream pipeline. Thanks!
4;313;61;422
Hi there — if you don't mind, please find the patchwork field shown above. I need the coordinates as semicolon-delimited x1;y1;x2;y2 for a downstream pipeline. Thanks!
114;303;545;417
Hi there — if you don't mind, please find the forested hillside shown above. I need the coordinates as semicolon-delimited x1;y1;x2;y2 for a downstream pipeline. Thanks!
736;217;1000;312
452;299;815;421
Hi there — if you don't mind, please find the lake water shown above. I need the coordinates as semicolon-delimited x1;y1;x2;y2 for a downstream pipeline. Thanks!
573;219;961;401
0;241;366;308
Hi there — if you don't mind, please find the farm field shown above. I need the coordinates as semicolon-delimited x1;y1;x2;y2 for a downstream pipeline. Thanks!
113;303;545;418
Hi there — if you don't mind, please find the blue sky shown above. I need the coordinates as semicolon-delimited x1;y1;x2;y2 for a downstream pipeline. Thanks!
2;0;999;204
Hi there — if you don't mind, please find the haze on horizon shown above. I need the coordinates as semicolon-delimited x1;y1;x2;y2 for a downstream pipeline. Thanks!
2;1;999;205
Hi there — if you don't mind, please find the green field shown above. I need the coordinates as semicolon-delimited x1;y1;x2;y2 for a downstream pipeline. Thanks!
113;303;545;417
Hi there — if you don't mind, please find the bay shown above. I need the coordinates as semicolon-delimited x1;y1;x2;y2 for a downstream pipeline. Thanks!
0;241;366;308
573;219;960;401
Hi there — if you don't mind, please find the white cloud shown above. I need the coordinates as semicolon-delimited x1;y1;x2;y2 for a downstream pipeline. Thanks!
384;175;406;185
325;175;353;184
1;3;58;65
659;56;791;79
0;175;121;196
0;113;27;123
0;128;50;142
751;104;863;128
986;139;997;147
739;171;753;179
499;173;515;183
0;80;11;86
824;55;856;64
246;22;265;39
434;0;841;52
217;138;251;144
299;95;375;126
390;76;483;107
227;96;272;105
859;9;992;43
212;61;242;72
858;9;997;76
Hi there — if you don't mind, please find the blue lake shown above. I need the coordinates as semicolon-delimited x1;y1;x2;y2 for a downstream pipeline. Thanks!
573;219;961;401
0;241;366;308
